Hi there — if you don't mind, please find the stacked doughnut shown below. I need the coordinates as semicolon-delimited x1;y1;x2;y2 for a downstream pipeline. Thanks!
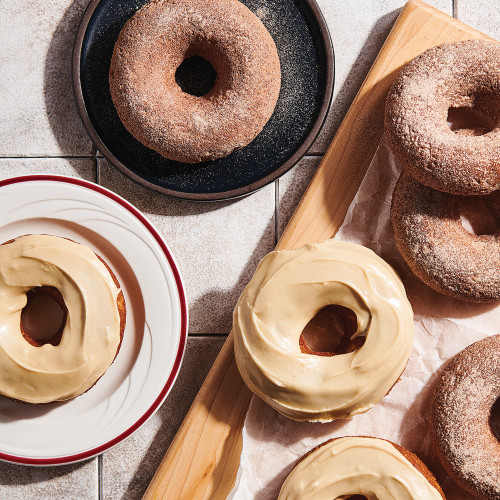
385;40;500;302
428;335;500;500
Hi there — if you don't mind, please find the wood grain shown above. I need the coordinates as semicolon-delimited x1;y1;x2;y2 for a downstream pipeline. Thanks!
142;2;492;499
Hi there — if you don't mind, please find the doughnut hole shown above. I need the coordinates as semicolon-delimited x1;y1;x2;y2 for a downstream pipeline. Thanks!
447;89;500;136
340;496;367;500
174;39;236;100
459;191;500;236
20;286;67;347
175;55;217;97
490;396;500;441
447;107;497;135
299;305;365;357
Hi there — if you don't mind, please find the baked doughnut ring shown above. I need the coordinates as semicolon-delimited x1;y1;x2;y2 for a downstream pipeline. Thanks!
428;335;500;500
0;235;125;404
385;40;500;195
391;172;500;302
233;240;414;422
278;437;445;499
109;0;281;163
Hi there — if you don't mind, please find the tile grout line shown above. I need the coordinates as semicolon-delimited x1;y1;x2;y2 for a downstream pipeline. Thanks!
0;155;95;160
274;179;280;246
95;156;100;185
98;454;103;500
190;333;229;337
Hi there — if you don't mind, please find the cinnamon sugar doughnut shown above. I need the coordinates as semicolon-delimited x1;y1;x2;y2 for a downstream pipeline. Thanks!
109;0;281;163
428;335;500;500
391;172;500;302
278;437;445;499
385;40;500;195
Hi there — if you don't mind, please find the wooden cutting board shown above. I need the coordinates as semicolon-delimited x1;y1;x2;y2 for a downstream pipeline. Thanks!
142;1;493;498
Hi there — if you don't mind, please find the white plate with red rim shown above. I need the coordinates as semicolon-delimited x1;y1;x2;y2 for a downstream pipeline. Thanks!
0;175;188;465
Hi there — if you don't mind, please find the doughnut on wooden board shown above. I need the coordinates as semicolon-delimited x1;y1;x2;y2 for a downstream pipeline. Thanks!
142;2;495;499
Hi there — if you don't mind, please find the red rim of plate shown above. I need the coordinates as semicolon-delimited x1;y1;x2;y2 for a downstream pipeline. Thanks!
0;174;188;466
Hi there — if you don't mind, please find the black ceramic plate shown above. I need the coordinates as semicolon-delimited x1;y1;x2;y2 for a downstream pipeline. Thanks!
73;0;334;201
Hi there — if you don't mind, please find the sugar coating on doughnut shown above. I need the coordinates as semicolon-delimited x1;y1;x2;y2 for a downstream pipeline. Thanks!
391;172;500;302
428;335;500;500
109;0;281;163
385;40;500;195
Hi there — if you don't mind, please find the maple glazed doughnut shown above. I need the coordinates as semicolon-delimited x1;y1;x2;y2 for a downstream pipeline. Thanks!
385;40;500;195
109;0;281;163
233;240;414;422
278;437;445;499
391;172;500;302
428;335;500;500
0;235;126;404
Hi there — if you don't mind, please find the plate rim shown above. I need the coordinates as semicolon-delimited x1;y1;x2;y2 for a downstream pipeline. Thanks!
72;0;335;201
0;174;188;466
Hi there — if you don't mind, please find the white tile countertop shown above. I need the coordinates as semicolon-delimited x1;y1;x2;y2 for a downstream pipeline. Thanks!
0;0;498;498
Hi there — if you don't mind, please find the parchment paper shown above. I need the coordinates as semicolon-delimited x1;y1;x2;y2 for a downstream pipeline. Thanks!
228;139;499;500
